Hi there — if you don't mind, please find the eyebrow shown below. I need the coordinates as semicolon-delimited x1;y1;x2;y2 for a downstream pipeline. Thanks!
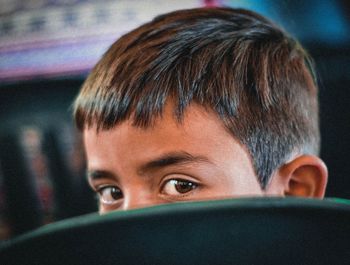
87;170;116;181
87;151;212;181
137;151;212;174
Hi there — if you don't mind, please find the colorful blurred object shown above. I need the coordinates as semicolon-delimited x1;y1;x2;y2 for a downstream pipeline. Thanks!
0;0;203;82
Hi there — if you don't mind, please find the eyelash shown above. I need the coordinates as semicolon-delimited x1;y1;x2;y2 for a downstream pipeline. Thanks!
160;178;199;197
96;185;123;205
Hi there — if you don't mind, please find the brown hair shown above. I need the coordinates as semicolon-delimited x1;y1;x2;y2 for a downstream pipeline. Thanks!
74;7;319;189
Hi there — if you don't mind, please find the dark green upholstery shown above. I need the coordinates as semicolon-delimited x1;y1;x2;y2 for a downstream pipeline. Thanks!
1;197;349;265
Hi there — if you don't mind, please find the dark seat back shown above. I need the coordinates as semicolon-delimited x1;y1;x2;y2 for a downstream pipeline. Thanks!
1;197;349;265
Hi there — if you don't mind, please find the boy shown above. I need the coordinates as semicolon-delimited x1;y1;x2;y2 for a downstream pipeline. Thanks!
73;7;328;213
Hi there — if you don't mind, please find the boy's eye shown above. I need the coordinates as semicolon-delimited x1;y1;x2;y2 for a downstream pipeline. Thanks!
97;186;123;204
162;179;198;196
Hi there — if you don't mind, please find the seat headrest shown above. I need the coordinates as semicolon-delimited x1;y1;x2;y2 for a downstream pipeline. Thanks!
1;197;349;265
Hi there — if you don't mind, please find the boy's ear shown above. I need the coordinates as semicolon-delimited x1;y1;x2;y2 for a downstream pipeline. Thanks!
268;155;328;198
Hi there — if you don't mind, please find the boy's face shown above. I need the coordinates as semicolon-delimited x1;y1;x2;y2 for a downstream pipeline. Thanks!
84;102;270;213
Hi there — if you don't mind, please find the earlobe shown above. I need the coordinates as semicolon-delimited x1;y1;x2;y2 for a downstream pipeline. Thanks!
272;155;328;198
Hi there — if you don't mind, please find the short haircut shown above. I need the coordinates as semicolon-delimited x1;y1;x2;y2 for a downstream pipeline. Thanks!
74;7;319;189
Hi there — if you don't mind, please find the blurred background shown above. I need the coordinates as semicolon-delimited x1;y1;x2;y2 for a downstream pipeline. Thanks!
0;0;349;240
